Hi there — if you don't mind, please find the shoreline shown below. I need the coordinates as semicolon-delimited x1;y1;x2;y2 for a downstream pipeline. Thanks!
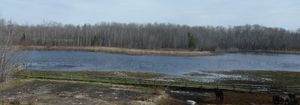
15;70;300;95
228;50;300;55
19;46;300;56
0;78;279;105
19;45;217;56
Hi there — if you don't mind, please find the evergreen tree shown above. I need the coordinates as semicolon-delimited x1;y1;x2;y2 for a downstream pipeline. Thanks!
187;32;197;49
19;33;26;45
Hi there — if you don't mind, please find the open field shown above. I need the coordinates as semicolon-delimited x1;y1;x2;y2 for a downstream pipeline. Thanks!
20;46;216;56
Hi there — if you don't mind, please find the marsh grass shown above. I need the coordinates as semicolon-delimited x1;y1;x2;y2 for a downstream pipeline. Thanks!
21;45;215;56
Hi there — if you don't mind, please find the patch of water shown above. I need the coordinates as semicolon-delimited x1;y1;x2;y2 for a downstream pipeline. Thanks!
24;51;300;75
182;71;250;83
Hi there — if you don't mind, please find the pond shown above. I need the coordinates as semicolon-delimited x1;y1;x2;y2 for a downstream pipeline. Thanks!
25;51;300;75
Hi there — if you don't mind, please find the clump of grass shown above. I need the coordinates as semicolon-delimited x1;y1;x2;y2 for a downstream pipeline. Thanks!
9;97;21;105
28;96;38;105
0;79;30;91
156;94;183;105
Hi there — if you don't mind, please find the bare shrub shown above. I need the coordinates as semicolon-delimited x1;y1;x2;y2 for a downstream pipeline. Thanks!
9;98;21;105
0;25;24;82
28;96;38;105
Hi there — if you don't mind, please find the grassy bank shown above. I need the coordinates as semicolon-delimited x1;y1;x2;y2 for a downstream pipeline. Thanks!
229;49;300;55
14;70;300;94
15;70;206;89
20;46;300;56
20;45;216;56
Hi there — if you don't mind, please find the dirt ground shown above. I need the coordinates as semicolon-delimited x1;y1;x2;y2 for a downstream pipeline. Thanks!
0;79;161;105
164;89;274;105
1;79;299;105
162;86;300;105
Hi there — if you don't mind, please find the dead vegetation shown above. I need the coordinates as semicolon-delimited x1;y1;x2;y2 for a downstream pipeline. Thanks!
21;46;215;56
1;78;299;105
0;30;24;82
0;79;162;105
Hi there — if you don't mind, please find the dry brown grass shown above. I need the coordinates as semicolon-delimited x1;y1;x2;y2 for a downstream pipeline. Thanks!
0;79;162;105
20;45;215;56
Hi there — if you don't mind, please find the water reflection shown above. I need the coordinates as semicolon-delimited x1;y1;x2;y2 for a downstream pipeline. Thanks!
25;51;300;75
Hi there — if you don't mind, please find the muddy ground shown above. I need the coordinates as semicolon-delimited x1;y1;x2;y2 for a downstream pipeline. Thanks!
1;79;299;105
0;79;161;105
165;89;274;105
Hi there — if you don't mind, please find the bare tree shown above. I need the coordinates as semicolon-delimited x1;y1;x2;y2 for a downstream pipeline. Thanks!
0;18;300;51
0;24;23;82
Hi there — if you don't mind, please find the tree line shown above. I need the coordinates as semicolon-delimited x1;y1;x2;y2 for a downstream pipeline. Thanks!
1;19;300;51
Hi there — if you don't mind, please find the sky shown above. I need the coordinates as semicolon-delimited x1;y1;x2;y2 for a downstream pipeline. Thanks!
0;0;299;30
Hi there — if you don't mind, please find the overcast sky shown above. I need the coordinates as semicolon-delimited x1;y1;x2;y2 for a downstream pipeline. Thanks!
0;0;299;30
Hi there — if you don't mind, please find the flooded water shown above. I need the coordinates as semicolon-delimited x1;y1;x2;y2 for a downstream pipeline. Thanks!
25;51;300;75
